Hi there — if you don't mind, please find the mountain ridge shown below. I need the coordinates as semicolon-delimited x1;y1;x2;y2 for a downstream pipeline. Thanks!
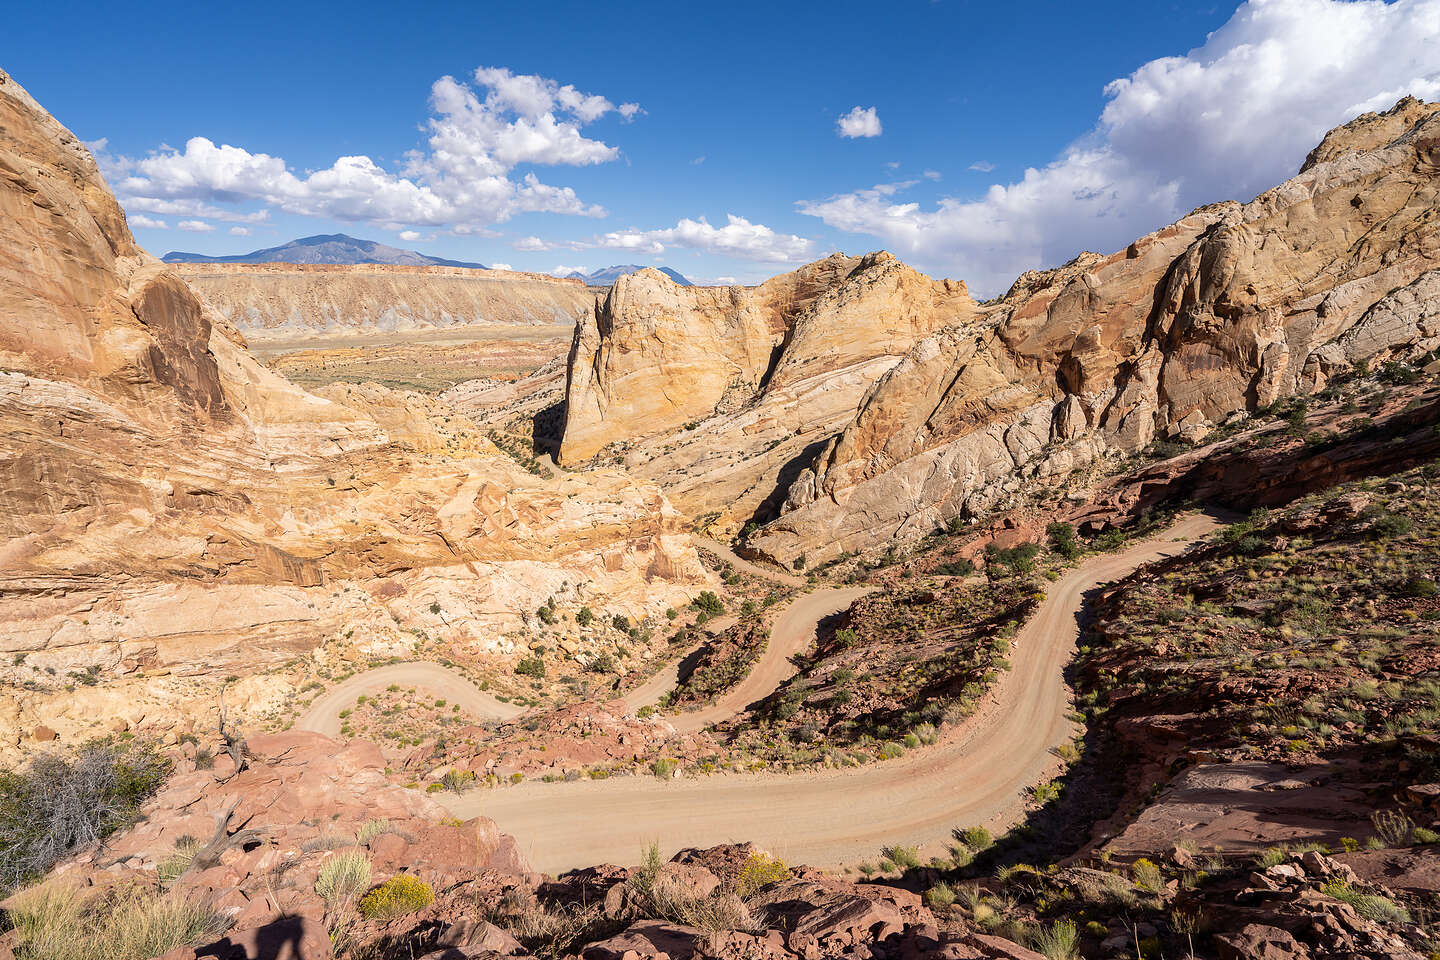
161;232;487;269
567;264;693;286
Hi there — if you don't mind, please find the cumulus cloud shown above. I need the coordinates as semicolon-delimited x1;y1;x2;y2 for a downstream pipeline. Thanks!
398;230;423;241
229;226;251;236
489;262;513;271
549;264;590;277
968;161;995;173
801;0;1440;295
129;214;168;229
589;215;815;263
837;106;882;139
521;215;816;264
100;65;637;233
177;220;214;232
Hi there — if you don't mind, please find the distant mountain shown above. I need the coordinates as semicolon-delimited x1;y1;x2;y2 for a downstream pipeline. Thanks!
567;265;693;287
161;233;487;269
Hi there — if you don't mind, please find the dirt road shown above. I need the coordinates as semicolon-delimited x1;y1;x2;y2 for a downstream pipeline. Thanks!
296;662;526;737
438;513;1219;873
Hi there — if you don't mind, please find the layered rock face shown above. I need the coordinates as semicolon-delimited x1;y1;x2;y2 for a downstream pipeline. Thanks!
744;98;1440;563
0;70;708;755
560;253;975;532
174;262;592;344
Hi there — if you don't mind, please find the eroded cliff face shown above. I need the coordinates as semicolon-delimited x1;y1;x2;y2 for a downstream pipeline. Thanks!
0;70;709;755
174;262;593;344
559;253;975;533
747;97;1440;563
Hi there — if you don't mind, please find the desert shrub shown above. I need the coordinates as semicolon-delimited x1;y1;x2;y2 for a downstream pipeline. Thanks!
1372;809;1414;846
1322;879;1409;924
7;882;227;960
576;607;594;627
691;591;726;617
878;741;905;760
536;605;557;625
1369;512;1414;539
736;852;790;897
935;558;976;576
953;825;993;851
1046;522;1080;560
358;874;434;920
355;819;395;845
515;656;546;679
441;769;477;794
883;845;921;871
315;850;372;910
650;758;677;780
156;837;201;885
986;542;1040;576
0;738;170;892
1132;857;1163;893
1028;919;1079;960
924;882;956;910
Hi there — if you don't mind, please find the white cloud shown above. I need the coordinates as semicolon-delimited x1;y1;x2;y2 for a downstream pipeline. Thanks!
968;161;995;173
692;155;706;165
801;0;1440;295
489;262;513;271
177;220;215;232
837;106;882;139
98;65;635;233
398;230;422;241
922;169;942;181
512;235;552;251
129;214;168;229
120;195;270;223
229;226;251;236
885;161;901;170
589;215;816;263
550;264;589;277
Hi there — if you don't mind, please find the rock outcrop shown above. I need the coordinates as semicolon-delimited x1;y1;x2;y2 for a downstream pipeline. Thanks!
553;97;1440;560
0;69;709;756
174;262;593;345
560;253;976;532
744;97;1440;563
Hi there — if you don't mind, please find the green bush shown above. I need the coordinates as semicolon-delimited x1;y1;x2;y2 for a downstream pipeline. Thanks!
576;606;595;626
0;738;170;892
691;591;726;617
515;656;546;678
1046;522;1080;560
953;825;993;851
924;882;956;910
358;874;434;920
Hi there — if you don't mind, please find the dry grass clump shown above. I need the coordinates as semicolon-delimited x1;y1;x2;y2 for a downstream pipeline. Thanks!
315;849;372;911
7;882;226;960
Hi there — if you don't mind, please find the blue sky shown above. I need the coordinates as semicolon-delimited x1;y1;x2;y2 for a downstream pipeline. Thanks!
6;0;1439;292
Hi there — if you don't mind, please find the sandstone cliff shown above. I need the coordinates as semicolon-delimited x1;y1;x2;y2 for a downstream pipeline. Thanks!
747;97;1440;563
174;261;592;344
555;97;1440;561
559;253;975;532
0;69;709;755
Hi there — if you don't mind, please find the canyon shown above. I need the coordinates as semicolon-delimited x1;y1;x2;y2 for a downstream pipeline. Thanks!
4;57;1440;960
